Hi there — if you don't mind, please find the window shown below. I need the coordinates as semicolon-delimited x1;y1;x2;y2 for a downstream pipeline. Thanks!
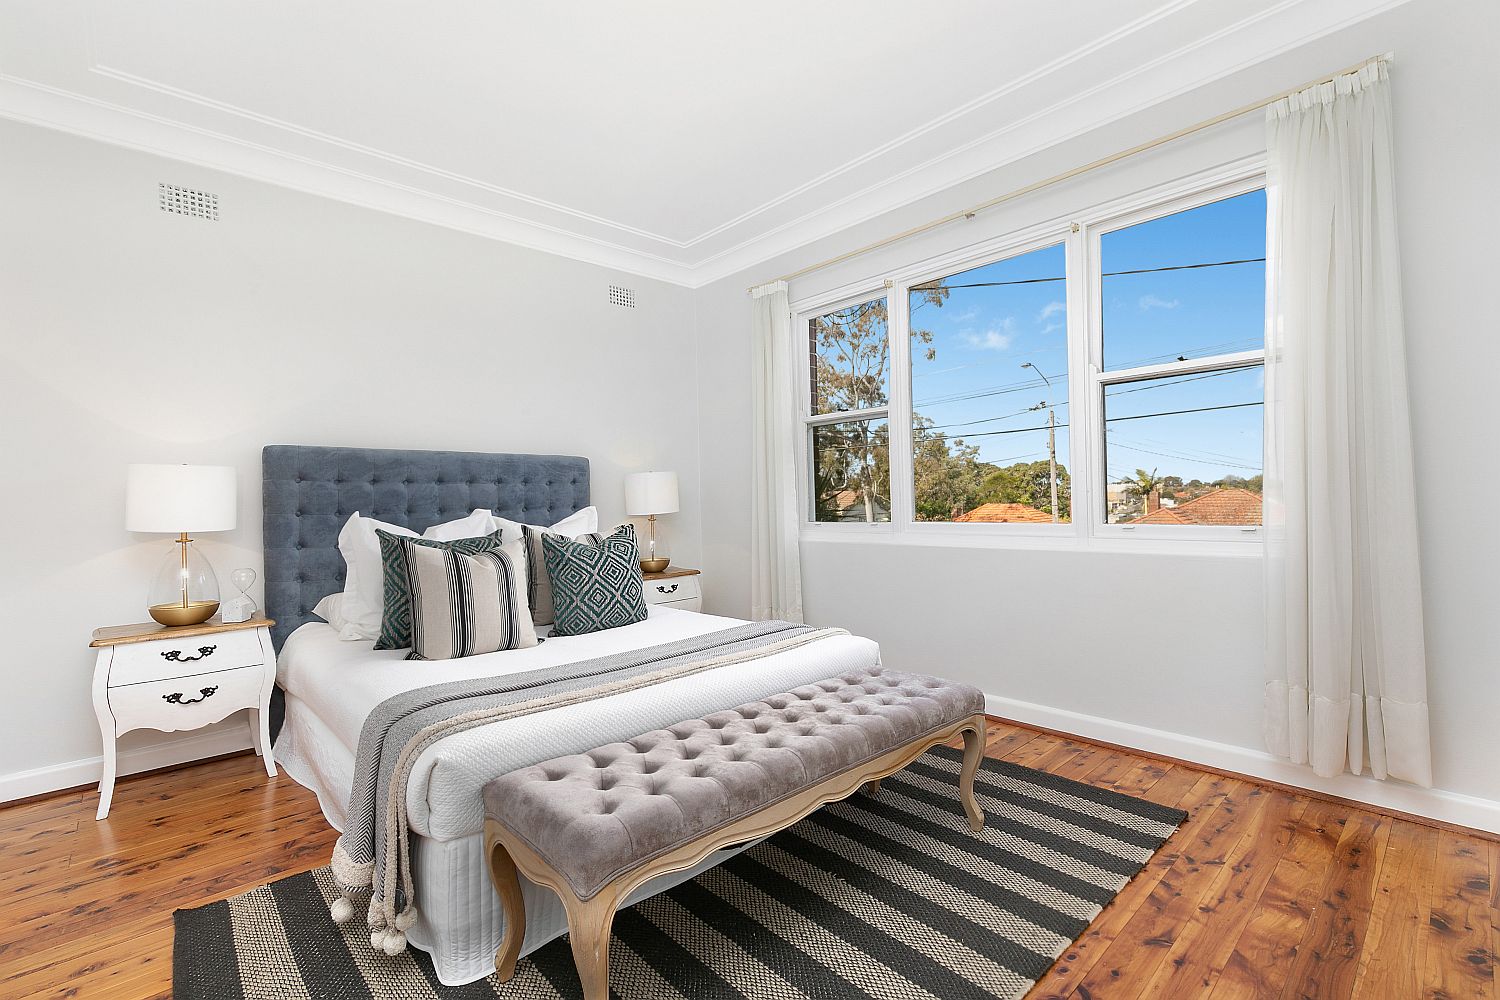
1096;189;1265;528
795;169;1267;544
806;295;892;522
908;243;1070;523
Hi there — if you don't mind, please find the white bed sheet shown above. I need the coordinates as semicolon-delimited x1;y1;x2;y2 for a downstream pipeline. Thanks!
273;606;882;985
275;606;882;840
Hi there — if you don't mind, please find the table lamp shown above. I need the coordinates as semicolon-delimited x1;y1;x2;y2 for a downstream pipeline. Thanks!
126;464;237;626
624;471;678;573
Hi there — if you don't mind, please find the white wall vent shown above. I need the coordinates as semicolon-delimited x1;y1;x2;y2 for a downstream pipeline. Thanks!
159;183;219;221
608;284;636;308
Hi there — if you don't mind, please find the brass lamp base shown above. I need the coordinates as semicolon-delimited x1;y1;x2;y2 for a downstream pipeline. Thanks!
149;600;220;627
639;557;670;574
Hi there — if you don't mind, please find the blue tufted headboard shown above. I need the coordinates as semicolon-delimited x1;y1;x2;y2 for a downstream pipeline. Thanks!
262;445;590;650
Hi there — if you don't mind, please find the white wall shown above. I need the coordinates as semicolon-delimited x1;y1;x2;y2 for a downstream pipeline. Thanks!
0;119;703;798
694;0;1500;828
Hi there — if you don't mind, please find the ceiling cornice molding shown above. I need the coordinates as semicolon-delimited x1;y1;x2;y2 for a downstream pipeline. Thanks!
0;72;699;284
0;0;1416;289
683;0;1417;287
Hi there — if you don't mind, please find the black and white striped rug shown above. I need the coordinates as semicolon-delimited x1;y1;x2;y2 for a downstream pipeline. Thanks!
175;746;1186;999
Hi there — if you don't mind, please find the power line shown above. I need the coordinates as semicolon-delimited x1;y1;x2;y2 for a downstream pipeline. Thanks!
950;399;1262;440
1109;401;1263;423
921;369;1251;430
910;257;1264;291
1107;441;1262;472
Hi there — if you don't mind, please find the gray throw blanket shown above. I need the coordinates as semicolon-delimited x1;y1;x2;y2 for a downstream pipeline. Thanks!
327;620;846;954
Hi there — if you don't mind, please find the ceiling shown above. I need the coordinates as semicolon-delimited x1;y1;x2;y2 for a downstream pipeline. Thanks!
0;1;1405;286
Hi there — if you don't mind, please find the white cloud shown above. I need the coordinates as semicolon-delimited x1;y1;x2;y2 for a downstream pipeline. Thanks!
1037;300;1065;321
962;318;1016;351
964;330;1013;351
1138;294;1181;311
1040;322;1062;336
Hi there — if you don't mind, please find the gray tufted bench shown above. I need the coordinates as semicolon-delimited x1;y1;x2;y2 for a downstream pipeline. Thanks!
481;667;987;999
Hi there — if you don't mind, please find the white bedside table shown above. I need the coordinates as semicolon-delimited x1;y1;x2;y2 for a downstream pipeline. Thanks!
89;615;278;820
642;567;703;612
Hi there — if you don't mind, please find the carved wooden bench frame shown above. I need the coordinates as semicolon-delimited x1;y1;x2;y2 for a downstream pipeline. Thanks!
483;713;987;1000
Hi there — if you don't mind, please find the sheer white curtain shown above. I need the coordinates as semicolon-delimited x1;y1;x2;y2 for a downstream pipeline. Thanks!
1263;59;1431;786
749;280;804;622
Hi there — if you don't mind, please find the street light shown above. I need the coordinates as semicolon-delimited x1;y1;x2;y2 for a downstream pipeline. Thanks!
1022;362;1060;522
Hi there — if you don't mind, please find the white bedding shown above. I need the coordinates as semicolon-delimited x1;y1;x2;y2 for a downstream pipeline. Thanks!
274;605;882;985
275;606;882;841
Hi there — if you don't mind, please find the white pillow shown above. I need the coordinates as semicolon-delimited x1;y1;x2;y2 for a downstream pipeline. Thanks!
311;592;346;629
492;506;598;545
334;509;500;640
423;508;497;542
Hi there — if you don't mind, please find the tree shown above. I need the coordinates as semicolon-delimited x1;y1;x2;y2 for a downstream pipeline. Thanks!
1121;468;1164;520
978;460;1072;517
811;288;949;521
911;417;985;520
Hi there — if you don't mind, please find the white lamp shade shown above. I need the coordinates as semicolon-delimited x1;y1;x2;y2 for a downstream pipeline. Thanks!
624;471;679;516
126;464;237;533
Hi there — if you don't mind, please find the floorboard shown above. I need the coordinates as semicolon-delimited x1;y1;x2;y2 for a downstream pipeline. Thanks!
0;718;1489;998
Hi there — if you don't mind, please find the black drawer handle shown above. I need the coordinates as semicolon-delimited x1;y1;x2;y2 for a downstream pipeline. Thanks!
656;583;679;595
162;645;216;663
163;686;218;706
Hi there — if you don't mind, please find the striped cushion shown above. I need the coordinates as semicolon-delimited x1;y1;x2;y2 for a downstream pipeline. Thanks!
521;524;604;627
542;524;647;637
374;529;504;650
390;535;538;660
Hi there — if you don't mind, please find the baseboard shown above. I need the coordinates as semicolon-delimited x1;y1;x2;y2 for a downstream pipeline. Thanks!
0;727;255;804
986;693;1500;836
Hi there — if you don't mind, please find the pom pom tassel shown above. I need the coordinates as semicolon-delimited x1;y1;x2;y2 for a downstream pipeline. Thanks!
381;930;407;956
329;895;355;925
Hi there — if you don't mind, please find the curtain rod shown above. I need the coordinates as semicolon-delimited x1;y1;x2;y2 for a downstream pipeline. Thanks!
747;52;1392;295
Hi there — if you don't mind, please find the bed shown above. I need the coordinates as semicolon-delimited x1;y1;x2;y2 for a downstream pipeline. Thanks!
262;445;882;985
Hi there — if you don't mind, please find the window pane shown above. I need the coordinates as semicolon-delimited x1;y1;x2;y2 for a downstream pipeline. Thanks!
811;296;888;415
1102;189;1265;371
908;243;1070;523
810;419;891;523
1103;366;1263;525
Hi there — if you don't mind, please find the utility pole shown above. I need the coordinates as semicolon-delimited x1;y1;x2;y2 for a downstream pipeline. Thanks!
1022;362;1059;522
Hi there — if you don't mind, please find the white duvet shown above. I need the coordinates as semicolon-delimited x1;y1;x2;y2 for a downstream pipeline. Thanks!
275;606;882;842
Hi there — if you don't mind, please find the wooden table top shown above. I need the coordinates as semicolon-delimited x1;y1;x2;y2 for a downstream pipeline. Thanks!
90;615;275;648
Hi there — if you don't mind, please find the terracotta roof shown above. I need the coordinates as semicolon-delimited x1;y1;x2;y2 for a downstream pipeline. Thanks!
1131;487;1262;526
953;502;1057;523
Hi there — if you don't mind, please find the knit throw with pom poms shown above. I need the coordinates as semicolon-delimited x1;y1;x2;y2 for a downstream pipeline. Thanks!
324;622;840;954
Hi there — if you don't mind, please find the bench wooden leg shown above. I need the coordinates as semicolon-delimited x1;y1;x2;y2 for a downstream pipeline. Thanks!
960;715;986;833
486;835;526;981
563;889;623;1000
861;779;881;794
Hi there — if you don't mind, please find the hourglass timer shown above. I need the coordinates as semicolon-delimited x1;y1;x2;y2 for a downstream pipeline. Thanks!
222;568;258;623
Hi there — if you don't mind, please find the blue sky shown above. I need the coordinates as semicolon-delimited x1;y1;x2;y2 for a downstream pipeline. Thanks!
910;188;1266;505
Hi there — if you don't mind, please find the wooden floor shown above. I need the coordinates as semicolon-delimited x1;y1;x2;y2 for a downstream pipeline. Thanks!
1;719;1494;999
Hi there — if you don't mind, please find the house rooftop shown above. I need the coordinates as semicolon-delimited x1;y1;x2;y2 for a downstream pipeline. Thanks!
953;502;1057;524
1132;487;1262;526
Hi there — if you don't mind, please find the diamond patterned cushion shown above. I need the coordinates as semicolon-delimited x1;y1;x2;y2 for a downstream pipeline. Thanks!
542;524;648;637
521;524;604;627
374;529;504;650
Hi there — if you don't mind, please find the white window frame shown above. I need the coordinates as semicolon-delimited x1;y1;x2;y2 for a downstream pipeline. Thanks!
797;287;895;532
1081;172;1267;543
792;156;1268;554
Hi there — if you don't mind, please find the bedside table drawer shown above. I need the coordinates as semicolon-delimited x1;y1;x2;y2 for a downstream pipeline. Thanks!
108;665;264;736
644;575;701;606
108;628;265;687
